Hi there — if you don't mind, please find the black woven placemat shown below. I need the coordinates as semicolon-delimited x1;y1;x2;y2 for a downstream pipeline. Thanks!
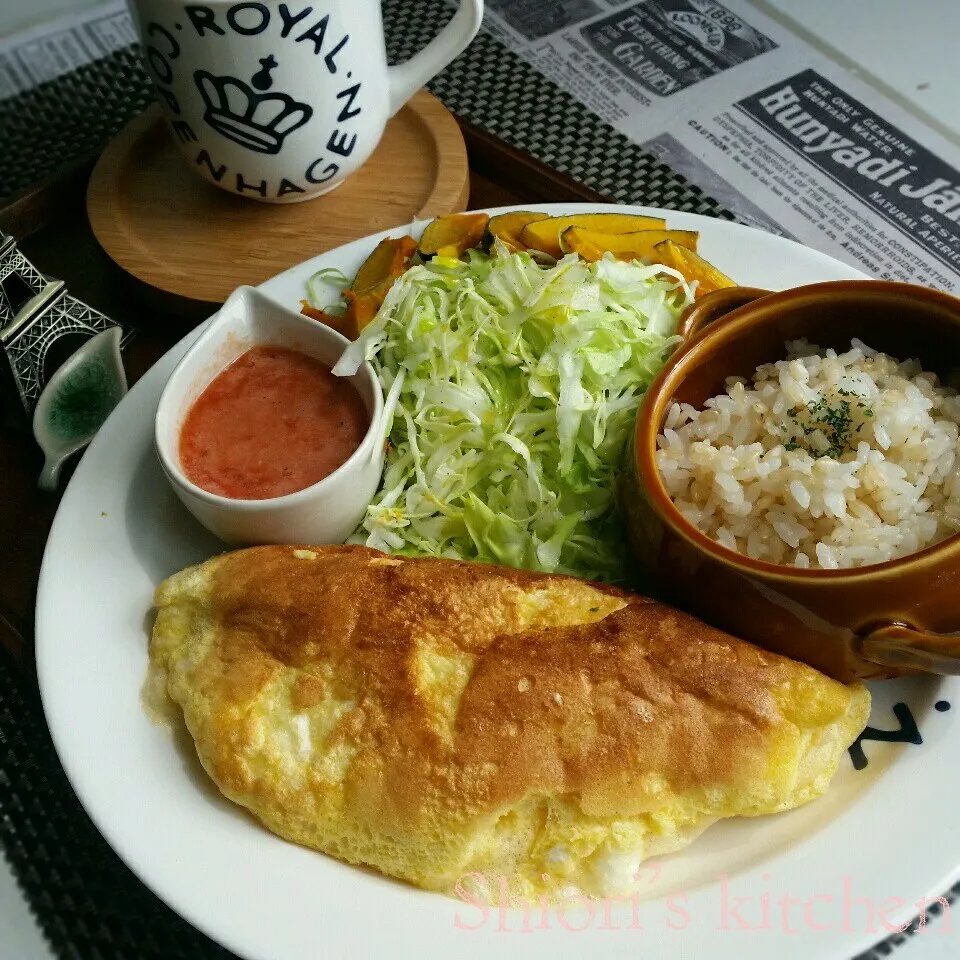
0;2;953;957
0;650;234;960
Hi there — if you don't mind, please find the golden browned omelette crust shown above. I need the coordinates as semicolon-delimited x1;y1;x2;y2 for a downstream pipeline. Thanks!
149;545;870;900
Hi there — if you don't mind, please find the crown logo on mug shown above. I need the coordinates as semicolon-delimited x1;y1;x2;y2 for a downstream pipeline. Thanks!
194;58;313;156
132;0;483;203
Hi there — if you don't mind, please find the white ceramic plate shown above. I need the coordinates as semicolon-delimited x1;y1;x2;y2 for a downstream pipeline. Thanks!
36;205;959;960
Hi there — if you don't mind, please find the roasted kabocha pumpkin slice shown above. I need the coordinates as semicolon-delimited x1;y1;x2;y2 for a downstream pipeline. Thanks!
352;235;419;294
342;288;383;334
651;240;736;297
300;301;355;340
485;211;549;253
418;213;490;259
316;287;386;340
520;213;668;259
559;227;699;263
302;235;418;339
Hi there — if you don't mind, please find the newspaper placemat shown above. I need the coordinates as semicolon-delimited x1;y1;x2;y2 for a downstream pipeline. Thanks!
0;1;136;99
7;0;960;294
472;0;960;294
0;2;957;959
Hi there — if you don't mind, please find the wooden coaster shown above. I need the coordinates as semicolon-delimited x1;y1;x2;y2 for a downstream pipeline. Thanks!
87;91;469;305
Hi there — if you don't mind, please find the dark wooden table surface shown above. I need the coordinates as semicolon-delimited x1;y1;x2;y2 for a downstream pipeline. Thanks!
0;120;607;667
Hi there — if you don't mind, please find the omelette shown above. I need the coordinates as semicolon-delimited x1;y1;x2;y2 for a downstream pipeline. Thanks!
148;545;870;901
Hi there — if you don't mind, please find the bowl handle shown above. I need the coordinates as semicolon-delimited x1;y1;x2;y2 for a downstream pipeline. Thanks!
860;623;960;675
677;287;772;341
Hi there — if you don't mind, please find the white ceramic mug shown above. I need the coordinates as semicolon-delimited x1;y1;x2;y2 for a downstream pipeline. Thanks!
129;0;483;203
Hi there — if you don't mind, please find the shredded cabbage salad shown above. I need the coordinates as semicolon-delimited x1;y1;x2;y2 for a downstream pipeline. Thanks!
329;243;693;582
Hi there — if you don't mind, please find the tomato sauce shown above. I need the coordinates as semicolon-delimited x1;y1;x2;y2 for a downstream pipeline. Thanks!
179;345;369;500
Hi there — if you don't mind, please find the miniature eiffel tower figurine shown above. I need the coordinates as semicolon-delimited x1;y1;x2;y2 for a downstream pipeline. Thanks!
0;231;131;418
0;231;132;485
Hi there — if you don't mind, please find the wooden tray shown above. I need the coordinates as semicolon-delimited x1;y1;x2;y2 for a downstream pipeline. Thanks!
87;90;470;305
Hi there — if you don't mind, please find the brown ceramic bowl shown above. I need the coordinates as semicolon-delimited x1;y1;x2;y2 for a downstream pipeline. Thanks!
624;280;960;683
